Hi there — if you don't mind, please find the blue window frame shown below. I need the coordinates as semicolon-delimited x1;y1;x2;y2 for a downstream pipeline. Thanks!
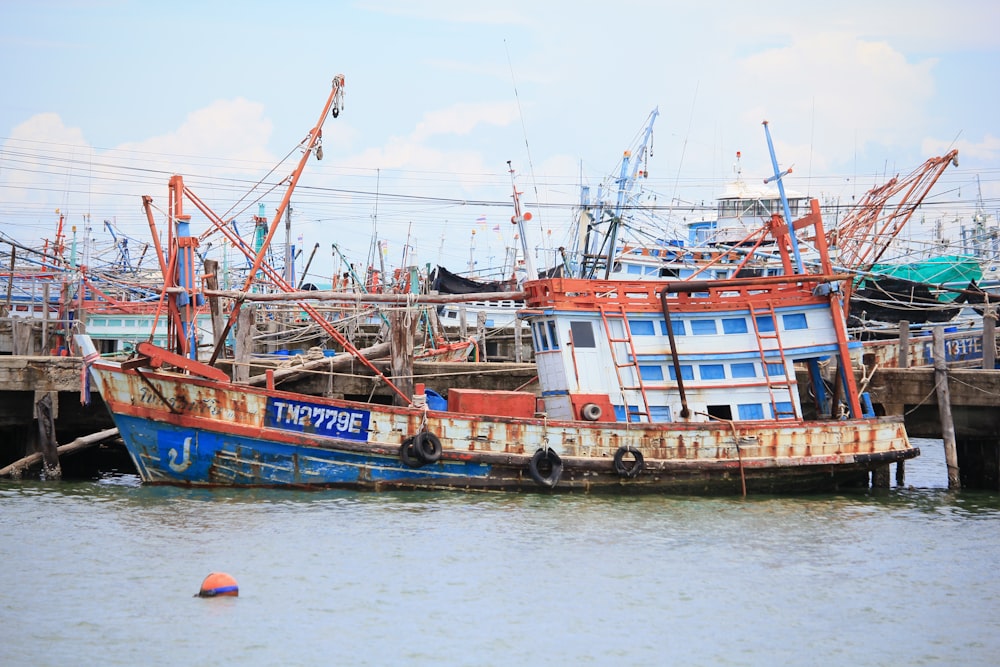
765;363;786;377
660;319;686;335
755;315;775;333
722;318;748;334
782;313;808;330
667;365;695;381
738;403;765;420
534;322;549;351
731;362;756;378
649;405;672;422
639;365;664;381
613;405;643;423
630;320;656;336
699;364;725;380
690;319;717;335
771;401;795;419
547;321;560;349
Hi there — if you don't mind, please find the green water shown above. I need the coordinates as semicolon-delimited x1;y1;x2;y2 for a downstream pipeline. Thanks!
2;439;998;666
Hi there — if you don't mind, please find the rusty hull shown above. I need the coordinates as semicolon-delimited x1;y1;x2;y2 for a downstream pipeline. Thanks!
90;359;917;494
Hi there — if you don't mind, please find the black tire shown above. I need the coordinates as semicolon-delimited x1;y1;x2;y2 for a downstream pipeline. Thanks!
613;445;644;478
414;431;442;464
399;437;423;468
528;448;563;488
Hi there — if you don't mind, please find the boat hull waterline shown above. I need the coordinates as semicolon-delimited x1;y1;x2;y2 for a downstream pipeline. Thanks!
87;359;916;494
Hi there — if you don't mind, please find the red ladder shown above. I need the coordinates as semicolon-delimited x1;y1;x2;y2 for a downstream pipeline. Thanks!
749;302;799;419
597;304;653;422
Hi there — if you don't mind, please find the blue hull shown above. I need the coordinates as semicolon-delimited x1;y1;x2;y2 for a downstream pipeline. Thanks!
114;414;492;488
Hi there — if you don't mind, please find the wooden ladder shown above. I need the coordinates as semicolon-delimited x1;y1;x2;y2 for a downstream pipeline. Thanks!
598;304;653;422
749;302;799;419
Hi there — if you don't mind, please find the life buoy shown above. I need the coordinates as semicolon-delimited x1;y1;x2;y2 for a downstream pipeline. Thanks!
528;448;563;488
413;431;442;464
399;437;423;468
580;403;602;421
613;445;644;478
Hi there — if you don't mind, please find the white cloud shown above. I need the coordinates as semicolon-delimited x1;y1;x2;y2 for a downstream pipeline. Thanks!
411;102;518;142
113;98;275;175
922;134;1000;164
737;32;937;163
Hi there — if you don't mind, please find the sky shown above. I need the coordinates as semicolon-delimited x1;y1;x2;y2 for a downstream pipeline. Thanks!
1;0;998;284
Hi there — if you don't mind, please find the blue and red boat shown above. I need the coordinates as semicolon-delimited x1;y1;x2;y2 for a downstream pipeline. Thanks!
77;80;917;493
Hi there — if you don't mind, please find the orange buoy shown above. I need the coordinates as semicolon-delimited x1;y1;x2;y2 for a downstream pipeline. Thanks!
197;572;239;597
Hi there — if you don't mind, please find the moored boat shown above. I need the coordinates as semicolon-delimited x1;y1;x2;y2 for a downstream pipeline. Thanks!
76;84;917;493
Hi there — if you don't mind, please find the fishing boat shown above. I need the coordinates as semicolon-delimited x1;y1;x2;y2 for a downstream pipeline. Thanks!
848;256;981;325
76;84;916;493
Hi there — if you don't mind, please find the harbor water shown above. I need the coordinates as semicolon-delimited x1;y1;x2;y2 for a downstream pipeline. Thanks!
2;437;999;666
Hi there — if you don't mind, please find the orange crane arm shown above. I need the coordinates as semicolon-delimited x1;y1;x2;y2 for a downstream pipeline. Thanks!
831;149;959;270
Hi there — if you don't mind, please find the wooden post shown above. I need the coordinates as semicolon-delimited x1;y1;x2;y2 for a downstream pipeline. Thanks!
232;304;254;383
898;319;909;368
933;326;960;489
204;259;226;354
514;319;524;363
42;281;50;354
983;307;997;370
425;305;441;343
33;392;61;480
476;311;488;363
388;305;416;405
895;460;906;487
60;278;74;353
458;306;468;339
4;245;14;316
13;318;31;355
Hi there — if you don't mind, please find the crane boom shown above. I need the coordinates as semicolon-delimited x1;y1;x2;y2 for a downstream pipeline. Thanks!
831;150;959;270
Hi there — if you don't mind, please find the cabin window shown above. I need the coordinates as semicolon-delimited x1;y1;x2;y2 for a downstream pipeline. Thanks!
690;319;717;335
771;402;795;419
649;405;672;422
547;321;560;349
765;363;786;377
699;364;725;380
706;404;733;420
534;322;550;351
629;320;656;336
613;405;643;423
570;321;596;348
722;318;748;334
731;363;756;378
659;319;686;335
782;313;808;330
738;403;765;420
659;267;680;278
668;365;695;381
446;310;458;319
640;365;664;381
627;264;643;275
755;315;775;332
